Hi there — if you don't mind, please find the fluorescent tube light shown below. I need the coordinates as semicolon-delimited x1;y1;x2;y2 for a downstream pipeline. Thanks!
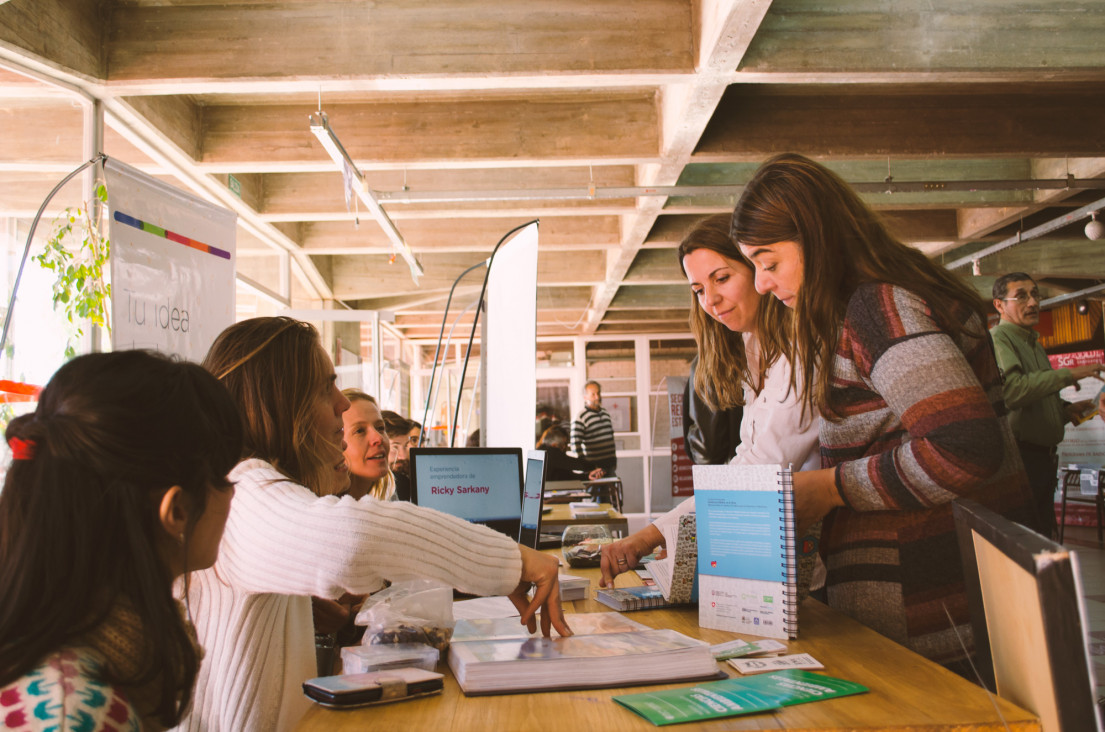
308;111;423;283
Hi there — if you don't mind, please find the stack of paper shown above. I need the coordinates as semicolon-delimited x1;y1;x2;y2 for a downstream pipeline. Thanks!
448;613;721;695
569;501;607;519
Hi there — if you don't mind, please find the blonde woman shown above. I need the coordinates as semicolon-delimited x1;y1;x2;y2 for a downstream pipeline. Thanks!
184;317;569;732
341;389;396;501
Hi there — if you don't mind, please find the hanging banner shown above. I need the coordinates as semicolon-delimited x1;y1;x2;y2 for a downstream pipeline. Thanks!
1051;349;1105;467
482;222;538;454
669;376;694;497
105;158;237;361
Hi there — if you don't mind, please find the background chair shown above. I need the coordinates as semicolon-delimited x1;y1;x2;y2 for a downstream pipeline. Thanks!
953;499;1101;732
1058;466;1104;546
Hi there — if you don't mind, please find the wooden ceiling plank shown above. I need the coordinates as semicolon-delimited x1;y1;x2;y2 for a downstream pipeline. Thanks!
0;0;103;80
199;95;660;167
106;1;692;82
955;157;1105;239
259;166;637;216
624;247;684;285
299;216;621;254
975;238;1105;280
696;86;1105;159
741;0;1105;76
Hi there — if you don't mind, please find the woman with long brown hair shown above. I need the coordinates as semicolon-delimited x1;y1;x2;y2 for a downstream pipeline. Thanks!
0;350;242;731
599;213;820;586
185;316;569;732
733;152;1033;667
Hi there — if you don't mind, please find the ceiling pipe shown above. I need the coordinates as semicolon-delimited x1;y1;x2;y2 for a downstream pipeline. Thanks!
375;178;1105;205
946;194;1105;271
1039;282;1105;309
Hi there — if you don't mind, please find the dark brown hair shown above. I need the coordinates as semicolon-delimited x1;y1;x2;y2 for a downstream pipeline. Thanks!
203;316;345;496
731;153;988;418
0;350;242;727
677;213;790;410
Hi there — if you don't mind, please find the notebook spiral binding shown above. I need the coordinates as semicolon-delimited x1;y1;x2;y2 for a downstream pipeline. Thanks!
778;466;798;638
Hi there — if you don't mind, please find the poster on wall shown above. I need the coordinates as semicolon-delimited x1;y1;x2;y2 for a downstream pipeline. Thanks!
105;158;237;361
1051;349;1105;467
668;376;694;497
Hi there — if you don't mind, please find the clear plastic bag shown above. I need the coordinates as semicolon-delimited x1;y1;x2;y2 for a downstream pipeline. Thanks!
353;579;455;651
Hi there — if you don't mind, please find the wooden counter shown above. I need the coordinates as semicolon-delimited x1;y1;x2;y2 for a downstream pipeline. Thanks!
541;502;629;537
295;565;1039;731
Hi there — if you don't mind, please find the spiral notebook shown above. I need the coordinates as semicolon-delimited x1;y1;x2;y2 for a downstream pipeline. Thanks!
692;463;798;640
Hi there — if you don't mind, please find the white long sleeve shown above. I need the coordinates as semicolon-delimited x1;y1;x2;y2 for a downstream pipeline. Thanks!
178;459;522;732
654;346;820;534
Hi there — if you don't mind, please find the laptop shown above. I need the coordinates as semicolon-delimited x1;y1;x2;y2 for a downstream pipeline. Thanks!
409;447;524;538
518;450;548;549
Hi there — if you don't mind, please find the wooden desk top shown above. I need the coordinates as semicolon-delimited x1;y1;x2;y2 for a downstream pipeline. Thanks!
295;566;1039;731
542;502;625;526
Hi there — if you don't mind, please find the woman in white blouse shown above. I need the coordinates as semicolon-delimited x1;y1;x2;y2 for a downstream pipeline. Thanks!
599;214;820;587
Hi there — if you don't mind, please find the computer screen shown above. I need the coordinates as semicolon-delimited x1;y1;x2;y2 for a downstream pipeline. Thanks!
518;450;547;549
409;447;524;538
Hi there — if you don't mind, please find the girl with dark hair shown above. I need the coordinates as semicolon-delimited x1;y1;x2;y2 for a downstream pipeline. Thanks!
599;213;820;586
732;152;1033;666
0;350;243;731
187;316;569;731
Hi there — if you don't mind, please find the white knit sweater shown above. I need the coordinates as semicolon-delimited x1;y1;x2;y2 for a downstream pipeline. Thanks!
176;459;522;732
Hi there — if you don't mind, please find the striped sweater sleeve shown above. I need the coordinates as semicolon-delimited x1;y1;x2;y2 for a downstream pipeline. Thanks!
218;460;522;599
832;285;1007;511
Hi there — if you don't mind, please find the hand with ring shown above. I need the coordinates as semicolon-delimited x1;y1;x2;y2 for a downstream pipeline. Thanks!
599;524;665;588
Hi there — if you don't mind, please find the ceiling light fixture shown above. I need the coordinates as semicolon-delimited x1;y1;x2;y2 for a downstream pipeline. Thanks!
308;112;423;284
1085;211;1105;241
1076;299;1090;315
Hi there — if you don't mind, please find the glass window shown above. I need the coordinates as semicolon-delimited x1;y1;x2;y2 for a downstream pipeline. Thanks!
649;338;695;391
649;393;682;449
537;340;573;367
585;340;635;394
649;455;678;515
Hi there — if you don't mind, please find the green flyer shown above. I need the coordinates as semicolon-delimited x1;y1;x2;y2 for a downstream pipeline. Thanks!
613;670;869;726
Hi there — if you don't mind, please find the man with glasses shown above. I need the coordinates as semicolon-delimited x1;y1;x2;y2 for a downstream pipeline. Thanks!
991;272;1105;538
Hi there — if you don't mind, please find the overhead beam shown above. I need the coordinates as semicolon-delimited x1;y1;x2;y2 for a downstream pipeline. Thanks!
582;0;774;333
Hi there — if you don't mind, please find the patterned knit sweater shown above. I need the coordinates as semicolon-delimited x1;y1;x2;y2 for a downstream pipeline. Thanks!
176;459;522;732
570;406;617;473
1;649;140;732
819;283;1033;663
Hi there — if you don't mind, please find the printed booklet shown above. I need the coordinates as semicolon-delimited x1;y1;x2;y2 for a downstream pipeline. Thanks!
613;669;868;726
693;464;798;639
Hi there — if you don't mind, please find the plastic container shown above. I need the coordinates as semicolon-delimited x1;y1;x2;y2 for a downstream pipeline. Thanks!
340;643;440;675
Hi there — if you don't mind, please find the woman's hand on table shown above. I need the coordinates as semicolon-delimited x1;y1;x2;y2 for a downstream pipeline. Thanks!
511;545;573;638
599;524;664;588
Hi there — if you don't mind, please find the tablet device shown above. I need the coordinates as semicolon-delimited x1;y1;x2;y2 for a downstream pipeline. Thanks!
409;447;524;538
518;450;547;549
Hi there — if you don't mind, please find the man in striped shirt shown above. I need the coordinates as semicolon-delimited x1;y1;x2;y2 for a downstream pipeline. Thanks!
570;380;617;477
